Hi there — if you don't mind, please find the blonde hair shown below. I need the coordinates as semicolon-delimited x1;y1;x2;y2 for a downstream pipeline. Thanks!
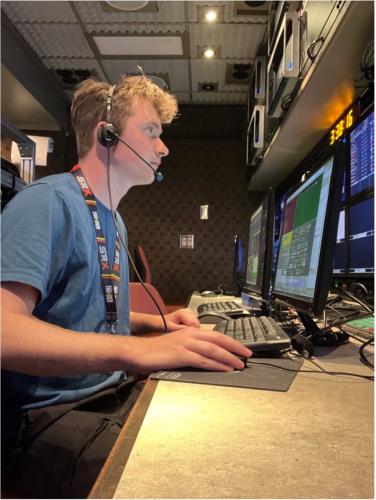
71;75;178;158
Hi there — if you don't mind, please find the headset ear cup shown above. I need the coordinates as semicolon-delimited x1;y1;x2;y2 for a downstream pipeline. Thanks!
97;124;119;147
291;333;315;358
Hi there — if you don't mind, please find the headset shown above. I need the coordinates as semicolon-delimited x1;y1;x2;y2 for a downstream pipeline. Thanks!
97;85;164;182
98;84;168;332
97;85;119;148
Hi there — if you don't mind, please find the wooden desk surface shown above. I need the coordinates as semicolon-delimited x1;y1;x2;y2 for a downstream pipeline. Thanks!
90;295;374;499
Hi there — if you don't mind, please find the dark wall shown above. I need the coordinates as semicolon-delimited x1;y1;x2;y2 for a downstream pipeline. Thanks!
121;137;259;304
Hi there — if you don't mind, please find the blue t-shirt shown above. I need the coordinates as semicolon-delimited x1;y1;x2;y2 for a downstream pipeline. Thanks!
1;173;130;412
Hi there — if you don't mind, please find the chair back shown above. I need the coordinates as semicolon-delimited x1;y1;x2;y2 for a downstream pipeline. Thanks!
134;245;152;284
129;282;168;315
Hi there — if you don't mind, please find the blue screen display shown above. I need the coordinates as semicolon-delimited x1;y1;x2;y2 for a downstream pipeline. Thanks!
350;112;374;197
349;196;374;274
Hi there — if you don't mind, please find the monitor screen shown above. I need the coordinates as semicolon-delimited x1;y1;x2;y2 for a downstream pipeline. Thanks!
245;191;274;299
350;111;374;197
273;152;342;315
333;209;346;274
348;196;374;275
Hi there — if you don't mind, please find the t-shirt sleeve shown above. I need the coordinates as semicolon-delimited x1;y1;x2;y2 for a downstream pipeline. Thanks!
1;183;75;301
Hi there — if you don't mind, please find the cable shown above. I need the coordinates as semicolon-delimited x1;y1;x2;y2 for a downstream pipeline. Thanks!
106;147;168;333
359;338;374;370
290;349;374;379
306;37;325;61
331;285;374;314
248;353;374;381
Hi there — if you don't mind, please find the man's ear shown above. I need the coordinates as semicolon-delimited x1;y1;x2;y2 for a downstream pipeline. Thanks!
96;121;119;148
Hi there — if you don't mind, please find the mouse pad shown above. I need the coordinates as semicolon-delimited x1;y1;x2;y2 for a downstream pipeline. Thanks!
151;354;304;392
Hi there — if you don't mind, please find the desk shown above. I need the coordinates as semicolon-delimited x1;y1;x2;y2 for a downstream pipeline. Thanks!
90;294;374;499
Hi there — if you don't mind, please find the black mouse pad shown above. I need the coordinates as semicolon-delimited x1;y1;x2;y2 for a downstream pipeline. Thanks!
151;353;304;392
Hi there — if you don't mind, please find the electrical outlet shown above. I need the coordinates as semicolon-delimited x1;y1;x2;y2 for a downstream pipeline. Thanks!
180;234;194;249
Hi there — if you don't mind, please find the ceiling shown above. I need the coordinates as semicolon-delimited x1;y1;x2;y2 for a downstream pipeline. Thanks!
1;0;270;119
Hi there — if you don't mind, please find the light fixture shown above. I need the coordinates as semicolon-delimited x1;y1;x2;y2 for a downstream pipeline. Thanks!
104;1;149;11
204;10;218;22
203;48;215;59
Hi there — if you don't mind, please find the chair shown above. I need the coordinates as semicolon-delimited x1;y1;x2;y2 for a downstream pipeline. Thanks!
134;245;152;284
129;282;168;315
132;246;184;313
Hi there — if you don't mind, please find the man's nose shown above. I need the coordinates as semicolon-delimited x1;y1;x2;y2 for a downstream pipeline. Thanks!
157;138;169;158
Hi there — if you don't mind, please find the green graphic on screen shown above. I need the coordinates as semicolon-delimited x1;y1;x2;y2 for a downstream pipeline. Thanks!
274;157;333;301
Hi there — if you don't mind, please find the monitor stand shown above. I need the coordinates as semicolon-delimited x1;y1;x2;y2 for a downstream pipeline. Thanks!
297;311;349;347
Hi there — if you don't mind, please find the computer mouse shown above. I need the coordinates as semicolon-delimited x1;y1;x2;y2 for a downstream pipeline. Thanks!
198;312;232;324
200;290;218;297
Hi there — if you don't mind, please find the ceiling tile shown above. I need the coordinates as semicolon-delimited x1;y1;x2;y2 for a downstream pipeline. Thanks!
187;1;268;23
43;58;107;81
189;23;265;59
192;91;248;104
85;22;186;35
1;0;76;22
15;23;94;58
101;59;190;91
191;59;251;91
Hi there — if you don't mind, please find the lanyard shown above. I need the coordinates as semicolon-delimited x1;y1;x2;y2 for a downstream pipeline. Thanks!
71;165;121;334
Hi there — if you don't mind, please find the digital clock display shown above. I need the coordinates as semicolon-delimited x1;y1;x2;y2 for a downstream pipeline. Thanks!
329;108;354;145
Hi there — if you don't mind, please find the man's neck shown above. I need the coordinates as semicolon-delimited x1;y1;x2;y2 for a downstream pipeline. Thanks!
78;153;131;210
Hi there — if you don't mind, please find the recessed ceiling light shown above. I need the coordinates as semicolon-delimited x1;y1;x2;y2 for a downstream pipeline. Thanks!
203;48;216;59
201;83;216;91
205;10;218;22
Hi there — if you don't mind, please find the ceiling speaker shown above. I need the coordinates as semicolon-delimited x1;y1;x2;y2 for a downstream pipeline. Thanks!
225;63;251;85
105;1;149;11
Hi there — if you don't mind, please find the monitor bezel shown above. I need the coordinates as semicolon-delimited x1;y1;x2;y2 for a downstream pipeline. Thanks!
272;143;345;316
244;189;275;301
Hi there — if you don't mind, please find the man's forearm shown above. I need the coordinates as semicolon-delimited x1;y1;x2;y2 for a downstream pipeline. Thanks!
2;311;129;376
129;311;165;335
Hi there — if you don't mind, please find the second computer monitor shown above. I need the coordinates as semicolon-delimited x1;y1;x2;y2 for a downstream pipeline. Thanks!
244;190;274;301
273;148;344;316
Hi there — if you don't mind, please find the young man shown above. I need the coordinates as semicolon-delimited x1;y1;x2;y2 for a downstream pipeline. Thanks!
1;76;251;497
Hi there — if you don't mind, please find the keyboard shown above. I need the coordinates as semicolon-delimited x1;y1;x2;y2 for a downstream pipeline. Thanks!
197;300;244;317
216;316;291;352
340;314;374;341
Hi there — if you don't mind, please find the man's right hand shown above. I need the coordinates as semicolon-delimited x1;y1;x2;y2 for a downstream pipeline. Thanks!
123;328;252;374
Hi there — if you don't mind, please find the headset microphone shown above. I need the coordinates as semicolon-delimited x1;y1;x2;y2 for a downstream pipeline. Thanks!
105;128;164;182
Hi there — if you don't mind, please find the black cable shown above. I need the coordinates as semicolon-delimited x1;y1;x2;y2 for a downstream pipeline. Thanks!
359;338;374;370
247;355;374;381
331;285;374;314
288;349;374;380
306;37;325;61
106;147;168;333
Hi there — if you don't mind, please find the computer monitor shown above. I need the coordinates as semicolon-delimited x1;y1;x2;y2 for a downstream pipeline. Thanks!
273;147;344;316
348;195;374;276
233;234;246;295
244;190;274;301
350;110;374;197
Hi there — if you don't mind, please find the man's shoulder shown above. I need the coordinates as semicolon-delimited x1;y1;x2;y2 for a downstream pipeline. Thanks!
2;172;82;218
20;172;82;204
26;172;76;193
